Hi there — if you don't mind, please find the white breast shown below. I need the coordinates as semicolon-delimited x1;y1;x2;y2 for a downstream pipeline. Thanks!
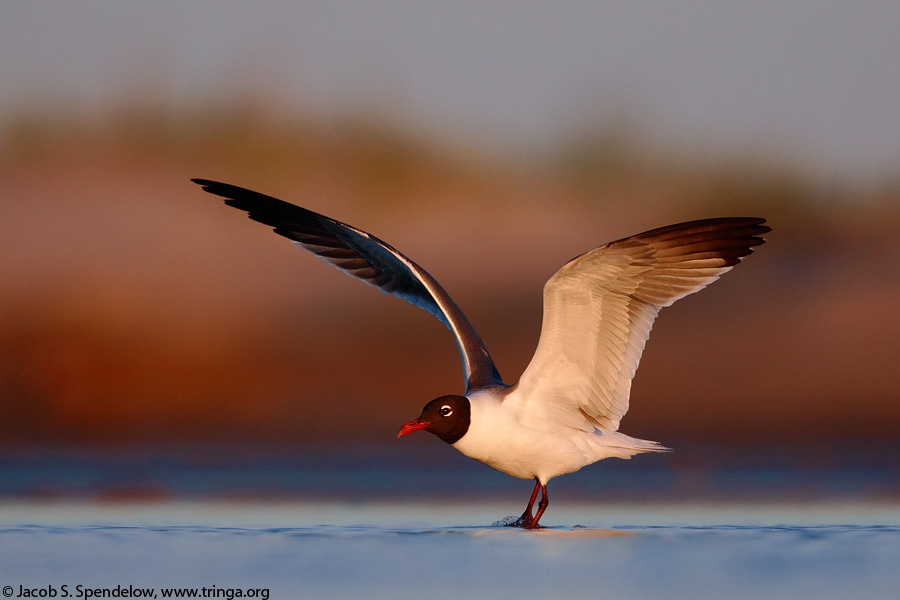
452;388;661;484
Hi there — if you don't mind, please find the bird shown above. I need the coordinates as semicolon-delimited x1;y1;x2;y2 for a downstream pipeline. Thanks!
193;178;769;528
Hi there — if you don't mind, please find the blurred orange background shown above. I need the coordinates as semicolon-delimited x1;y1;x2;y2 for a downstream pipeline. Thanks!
1;101;897;453
1;4;898;462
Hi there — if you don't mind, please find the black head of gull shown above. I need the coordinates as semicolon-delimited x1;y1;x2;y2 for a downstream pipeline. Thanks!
398;395;471;444
192;178;769;529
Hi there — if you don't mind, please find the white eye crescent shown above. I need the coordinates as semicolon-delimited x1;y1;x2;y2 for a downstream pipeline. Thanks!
439;405;453;417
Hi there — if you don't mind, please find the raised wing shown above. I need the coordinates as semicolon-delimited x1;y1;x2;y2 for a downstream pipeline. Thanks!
192;179;503;392
508;217;769;433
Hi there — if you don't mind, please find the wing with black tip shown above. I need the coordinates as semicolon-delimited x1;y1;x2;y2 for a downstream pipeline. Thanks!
192;179;504;392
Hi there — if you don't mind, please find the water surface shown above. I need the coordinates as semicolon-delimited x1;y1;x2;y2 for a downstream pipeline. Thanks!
1;501;897;600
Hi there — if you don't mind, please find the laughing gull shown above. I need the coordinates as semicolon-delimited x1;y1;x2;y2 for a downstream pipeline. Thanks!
193;178;769;528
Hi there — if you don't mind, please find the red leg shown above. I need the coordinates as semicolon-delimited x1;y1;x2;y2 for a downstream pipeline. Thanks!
529;484;550;529
517;479;542;528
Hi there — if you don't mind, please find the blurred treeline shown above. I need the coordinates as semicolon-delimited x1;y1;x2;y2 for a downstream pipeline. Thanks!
1;97;898;449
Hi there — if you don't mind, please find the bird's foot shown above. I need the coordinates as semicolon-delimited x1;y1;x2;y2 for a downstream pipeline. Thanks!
490;515;542;528
515;516;543;529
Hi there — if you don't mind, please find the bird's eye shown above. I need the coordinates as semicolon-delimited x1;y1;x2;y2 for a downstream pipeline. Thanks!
439;405;453;417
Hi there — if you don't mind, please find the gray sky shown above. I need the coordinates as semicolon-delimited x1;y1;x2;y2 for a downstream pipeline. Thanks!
2;1;899;181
